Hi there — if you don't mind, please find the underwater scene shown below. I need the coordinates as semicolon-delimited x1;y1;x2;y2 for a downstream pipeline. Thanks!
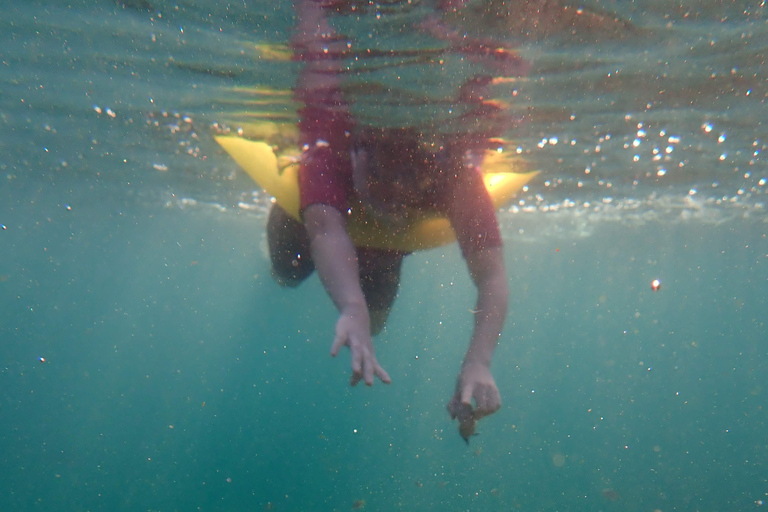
1;0;767;511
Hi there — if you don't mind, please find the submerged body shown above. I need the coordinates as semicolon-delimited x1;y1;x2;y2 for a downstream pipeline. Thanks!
264;0;526;442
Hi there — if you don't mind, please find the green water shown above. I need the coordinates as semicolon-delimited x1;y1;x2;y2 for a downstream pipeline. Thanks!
3;180;766;511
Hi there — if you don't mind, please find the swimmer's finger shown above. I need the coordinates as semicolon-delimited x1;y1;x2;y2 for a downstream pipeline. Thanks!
460;382;475;407
363;358;375;386
374;363;391;385
447;390;468;419
446;396;459;420
350;346;364;386
330;332;346;357
474;386;501;418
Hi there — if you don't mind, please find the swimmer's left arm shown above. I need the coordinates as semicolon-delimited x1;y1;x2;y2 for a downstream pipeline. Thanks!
447;246;508;419
444;171;509;425
463;246;509;371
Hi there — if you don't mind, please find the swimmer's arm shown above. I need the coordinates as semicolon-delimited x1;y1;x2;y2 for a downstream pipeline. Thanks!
444;166;509;420
448;246;508;420
444;173;509;372
464;246;508;369
303;204;391;386
304;204;365;315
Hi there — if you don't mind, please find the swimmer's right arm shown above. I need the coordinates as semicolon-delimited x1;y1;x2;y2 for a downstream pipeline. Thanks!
303;204;392;387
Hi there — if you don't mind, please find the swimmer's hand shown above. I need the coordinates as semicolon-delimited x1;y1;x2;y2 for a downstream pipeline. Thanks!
302;204;390;387
447;362;500;443
330;305;391;386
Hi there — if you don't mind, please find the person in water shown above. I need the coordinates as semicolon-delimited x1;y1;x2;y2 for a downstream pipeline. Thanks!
267;0;522;440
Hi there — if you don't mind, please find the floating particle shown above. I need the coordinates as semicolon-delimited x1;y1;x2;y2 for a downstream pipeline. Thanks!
651;279;661;292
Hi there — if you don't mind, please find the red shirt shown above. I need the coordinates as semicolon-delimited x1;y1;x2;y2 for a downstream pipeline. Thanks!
298;124;502;256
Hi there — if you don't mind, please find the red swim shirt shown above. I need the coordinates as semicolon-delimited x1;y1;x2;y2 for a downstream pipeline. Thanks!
298;118;502;257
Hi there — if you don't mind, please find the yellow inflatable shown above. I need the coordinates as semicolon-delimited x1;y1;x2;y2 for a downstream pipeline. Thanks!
216;135;537;251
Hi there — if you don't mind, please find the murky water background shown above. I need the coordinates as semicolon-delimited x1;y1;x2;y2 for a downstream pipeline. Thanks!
1;1;767;511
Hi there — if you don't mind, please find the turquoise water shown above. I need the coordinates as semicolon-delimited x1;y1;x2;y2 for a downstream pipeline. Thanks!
2;1;767;511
